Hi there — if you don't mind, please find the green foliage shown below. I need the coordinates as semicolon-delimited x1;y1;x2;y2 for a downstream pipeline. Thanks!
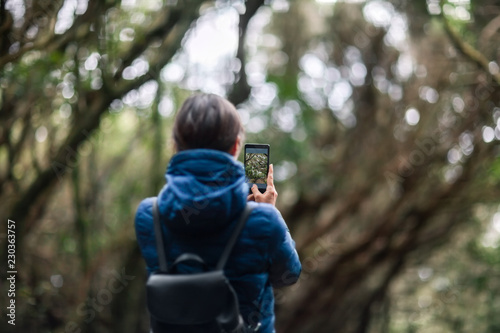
488;157;500;181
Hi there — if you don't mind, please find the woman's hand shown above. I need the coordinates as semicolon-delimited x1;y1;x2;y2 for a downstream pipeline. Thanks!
247;164;278;206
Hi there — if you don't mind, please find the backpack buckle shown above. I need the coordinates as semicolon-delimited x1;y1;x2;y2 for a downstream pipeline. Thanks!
248;322;261;332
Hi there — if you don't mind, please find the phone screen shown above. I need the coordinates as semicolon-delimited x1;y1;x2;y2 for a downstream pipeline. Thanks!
244;144;270;194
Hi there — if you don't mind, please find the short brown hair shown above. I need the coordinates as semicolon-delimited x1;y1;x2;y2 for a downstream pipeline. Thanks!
172;94;244;153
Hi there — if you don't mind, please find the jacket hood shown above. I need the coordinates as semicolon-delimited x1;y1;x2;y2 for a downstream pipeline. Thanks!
157;149;247;235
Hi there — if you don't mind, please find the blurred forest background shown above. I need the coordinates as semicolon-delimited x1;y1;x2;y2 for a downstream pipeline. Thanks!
1;0;500;332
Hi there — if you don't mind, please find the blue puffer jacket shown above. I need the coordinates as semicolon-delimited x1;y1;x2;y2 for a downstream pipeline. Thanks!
135;149;301;332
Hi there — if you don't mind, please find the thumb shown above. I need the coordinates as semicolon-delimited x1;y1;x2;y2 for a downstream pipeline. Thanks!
251;184;260;195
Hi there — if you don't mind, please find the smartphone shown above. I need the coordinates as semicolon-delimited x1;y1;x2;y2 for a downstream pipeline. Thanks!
244;143;270;194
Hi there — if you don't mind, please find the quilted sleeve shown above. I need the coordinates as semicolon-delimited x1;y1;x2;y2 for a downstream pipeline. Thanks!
265;206;302;288
134;197;159;274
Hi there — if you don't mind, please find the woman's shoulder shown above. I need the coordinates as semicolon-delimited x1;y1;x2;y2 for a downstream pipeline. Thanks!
134;197;156;230
136;196;155;214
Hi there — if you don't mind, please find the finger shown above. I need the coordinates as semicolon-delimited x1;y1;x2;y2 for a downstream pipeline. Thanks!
247;193;255;201
251;184;260;195
266;164;274;188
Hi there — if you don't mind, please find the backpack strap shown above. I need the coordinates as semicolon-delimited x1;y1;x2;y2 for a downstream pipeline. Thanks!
152;199;254;272
152;198;168;273
216;204;254;270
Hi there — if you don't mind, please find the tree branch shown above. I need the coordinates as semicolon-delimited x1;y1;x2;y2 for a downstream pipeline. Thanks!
0;0;108;69
227;0;265;106
112;6;184;80
441;4;500;85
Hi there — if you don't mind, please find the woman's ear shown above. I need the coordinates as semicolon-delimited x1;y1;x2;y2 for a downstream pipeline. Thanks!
229;136;241;158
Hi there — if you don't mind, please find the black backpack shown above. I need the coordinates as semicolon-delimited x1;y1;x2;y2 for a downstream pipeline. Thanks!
146;198;255;333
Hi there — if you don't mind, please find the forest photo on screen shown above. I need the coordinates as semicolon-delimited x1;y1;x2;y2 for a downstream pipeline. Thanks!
245;153;268;185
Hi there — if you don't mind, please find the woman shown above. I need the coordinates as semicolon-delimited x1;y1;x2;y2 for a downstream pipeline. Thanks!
135;93;301;332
